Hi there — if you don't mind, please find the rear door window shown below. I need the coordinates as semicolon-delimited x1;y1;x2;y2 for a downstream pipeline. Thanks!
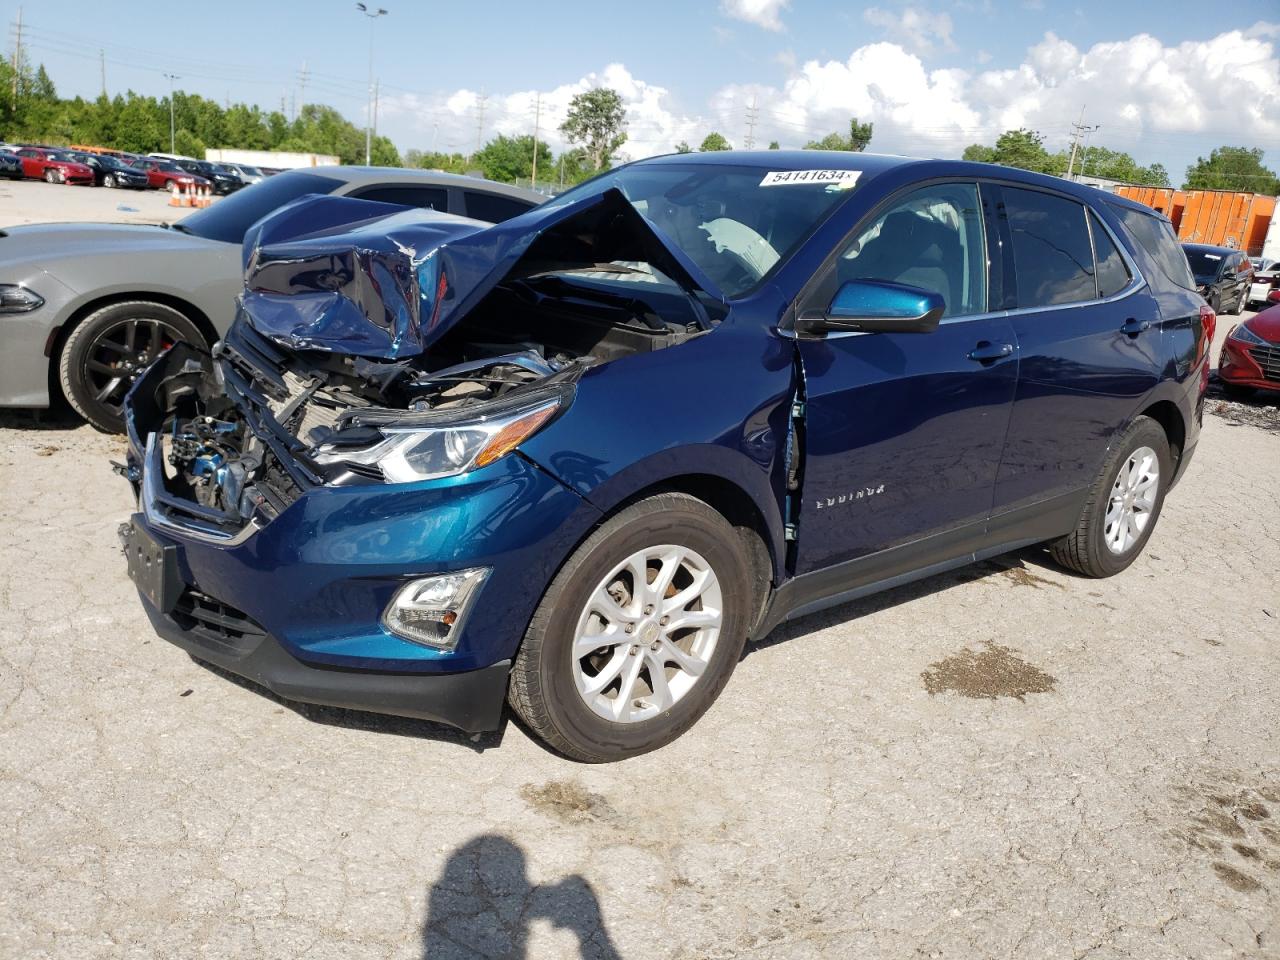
1001;187;1096;308
462;191;537;224
1088;211;1132;299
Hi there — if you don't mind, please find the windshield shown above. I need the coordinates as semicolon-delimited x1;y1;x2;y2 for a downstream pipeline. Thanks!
178;170;345;243
541;161;863;297
238;166;262;176
1185;248;1224;279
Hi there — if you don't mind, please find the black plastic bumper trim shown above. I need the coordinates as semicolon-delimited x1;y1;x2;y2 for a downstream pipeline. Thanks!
140;598;511;733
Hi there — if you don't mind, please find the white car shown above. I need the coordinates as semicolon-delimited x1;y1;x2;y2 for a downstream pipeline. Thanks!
228;163;266;185
1248;257;1279;307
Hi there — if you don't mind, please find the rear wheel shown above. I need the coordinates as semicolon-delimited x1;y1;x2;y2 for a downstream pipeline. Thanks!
1050;416;1171;578
509;493;753;762
58;301;205;433
1230;286;1246;315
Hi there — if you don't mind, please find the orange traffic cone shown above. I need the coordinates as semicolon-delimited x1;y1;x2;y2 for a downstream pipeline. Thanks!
168;182;183;207
202;185;212;208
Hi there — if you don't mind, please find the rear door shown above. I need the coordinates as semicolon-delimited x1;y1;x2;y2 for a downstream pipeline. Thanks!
792;181;1019;575
988;184;1162;519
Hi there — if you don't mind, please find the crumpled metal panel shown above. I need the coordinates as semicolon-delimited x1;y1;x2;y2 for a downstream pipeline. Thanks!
238;188;716;360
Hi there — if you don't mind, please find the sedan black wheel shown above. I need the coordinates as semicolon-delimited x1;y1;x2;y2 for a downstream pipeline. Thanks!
103;174;117;189
58;301;205;433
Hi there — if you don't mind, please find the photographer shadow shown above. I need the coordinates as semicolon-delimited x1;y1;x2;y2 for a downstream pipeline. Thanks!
422;834;620;959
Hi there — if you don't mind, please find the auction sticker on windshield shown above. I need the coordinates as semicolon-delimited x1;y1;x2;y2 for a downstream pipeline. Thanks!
760;169;861;188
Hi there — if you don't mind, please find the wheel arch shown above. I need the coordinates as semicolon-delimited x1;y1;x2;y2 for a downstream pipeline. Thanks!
1137;398;1186;474
44;292;217;402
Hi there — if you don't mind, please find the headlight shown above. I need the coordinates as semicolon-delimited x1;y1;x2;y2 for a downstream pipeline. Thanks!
1229;323;1267;346
0;284;45;313
312;395;562;483
382;567;489;649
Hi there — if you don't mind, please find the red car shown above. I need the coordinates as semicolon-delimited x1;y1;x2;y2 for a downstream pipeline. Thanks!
1219;304;1280;396
14;147;94;185
129;157;211;194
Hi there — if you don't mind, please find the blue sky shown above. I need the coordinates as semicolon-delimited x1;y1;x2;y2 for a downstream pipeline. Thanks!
5;1;1279;181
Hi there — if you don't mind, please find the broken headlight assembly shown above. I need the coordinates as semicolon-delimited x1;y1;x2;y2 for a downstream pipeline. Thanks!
310;395;562;483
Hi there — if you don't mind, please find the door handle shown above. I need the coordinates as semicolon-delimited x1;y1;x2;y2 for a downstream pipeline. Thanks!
1120;318;1151;336
967;341;1014;362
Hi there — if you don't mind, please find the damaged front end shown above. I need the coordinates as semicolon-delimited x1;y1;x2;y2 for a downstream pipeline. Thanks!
124;186;719;543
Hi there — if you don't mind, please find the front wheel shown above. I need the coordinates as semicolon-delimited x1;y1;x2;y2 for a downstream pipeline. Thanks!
509;493;754;762
58;301;205;433
1050;416;1171;578
44;169;58;184
103;174;116;189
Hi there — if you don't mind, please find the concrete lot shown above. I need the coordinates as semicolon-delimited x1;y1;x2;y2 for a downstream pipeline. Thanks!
0;176;212;226
1;181;1279;959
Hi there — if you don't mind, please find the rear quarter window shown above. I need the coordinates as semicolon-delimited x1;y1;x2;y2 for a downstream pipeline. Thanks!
1110;204;1195;291
463;191;536;224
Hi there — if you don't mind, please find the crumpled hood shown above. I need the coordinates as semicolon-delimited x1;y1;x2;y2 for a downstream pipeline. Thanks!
238;187;718;359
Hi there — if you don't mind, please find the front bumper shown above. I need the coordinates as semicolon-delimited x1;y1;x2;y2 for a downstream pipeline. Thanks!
132;560;511;731
119;350;602;730
1220;336;1280;388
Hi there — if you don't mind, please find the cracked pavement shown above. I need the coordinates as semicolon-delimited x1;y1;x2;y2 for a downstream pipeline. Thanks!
1;399;1277;959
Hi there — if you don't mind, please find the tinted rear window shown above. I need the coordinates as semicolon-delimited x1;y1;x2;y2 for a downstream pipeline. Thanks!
463;191;536;224
1002;187;1096;307
1111;204;1195;290
178;171;344;243
351;184;449;211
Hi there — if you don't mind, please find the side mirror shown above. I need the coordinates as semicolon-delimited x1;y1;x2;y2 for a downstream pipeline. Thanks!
795;279;945;336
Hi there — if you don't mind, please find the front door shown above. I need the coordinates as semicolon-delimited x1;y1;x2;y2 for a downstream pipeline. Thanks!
792;181;1018;575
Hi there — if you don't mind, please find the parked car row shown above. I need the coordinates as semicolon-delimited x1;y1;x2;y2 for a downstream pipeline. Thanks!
0;143;270;193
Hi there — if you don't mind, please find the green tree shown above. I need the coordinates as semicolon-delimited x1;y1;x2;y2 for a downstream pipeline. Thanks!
674;140;692;154
559;88;627;172
1183;147;1280;194
768;140;780;150
1063;145;1168;186
962;129;1061;175
699;131;731;151
804;117;873;152
472;133;552;183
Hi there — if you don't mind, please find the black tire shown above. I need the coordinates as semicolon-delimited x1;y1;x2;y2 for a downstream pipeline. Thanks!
1221;382;1256;399
103;174;116;189
1050;416;1172;578
1230;286;1246;315
58;301;205;433
509;492;754;762
44;169;58;184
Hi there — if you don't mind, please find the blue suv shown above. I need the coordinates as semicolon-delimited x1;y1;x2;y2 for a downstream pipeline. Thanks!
120;152;1212;761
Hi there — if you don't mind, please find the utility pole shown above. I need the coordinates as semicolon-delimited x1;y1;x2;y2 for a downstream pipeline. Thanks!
473;90;488;160
10;6;23;110
99;49;106;98
356;3;389;166
1065;106;1099;182
372;79;380;153
530;93;541;186
293;60;308;122
744;96;759;150
163;73;180;155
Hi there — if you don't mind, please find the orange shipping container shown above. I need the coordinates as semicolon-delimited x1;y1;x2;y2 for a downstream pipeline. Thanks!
1114;185;1275;256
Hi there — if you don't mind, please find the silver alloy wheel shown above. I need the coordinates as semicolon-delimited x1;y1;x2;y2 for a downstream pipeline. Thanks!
572;544;723;724
1104;445;1159;554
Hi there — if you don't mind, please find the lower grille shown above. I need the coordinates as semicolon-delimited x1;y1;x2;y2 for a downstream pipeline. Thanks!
1249;344;1280;382
171;589;267;656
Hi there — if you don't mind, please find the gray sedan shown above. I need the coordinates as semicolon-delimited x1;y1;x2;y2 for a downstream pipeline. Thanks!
0;167;543;432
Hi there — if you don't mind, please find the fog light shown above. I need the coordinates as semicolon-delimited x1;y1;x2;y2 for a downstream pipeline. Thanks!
381;568;489;650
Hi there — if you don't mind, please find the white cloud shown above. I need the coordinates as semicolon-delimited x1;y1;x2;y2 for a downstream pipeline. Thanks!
719;0;790;32
863;7;957;55
379;23;1280;171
